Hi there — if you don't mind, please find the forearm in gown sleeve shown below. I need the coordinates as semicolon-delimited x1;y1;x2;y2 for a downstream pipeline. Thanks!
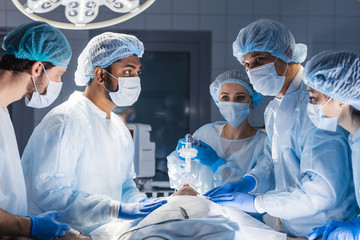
247;135;275;194
121;175;146;203
214;161;245;186
258;130;350;220
30;120;114;226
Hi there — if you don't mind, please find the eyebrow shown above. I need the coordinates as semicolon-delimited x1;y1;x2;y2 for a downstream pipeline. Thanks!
307;88;315;93
250;52;266;58
123;64;138;69
220;92;248;95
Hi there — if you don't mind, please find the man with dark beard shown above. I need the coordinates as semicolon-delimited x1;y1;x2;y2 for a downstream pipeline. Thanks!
21;32;167;235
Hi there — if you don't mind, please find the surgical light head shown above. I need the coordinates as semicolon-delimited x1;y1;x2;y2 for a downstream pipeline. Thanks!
2;21;72;67
209;69;264;109
74;32;144;86
233;19;307;64
303;50;360;110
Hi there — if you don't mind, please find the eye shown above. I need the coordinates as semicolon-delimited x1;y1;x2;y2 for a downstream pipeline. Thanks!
220;95;229;101
124;70;131;75
309;96;316;103
236;95;245;101
256;57;263;62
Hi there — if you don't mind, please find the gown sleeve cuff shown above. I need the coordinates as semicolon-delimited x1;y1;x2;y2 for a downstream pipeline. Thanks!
109;200;120;218
244;174;258;193
254;195;266;214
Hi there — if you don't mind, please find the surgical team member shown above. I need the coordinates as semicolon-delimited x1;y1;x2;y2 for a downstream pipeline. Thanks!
167;69;266;195
21;32;167;235
302;51;360;240
205;19;358;238
0;22;72;239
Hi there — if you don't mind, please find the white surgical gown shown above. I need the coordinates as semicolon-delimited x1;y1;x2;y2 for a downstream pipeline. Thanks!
250;69;358;237
167;121;266;194
21;91;145;234
349;127;360;207
0;108;27;216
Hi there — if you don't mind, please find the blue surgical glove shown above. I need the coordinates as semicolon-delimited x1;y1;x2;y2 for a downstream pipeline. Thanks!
138;197;166;204
307;217;360;240
177;138;225;172
209;192;257;213
204;175;256;197
118;199;167;220
28;211;70;240
194;140;225;172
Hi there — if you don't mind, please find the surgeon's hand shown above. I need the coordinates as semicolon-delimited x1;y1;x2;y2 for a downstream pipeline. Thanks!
118;200;168;220
138;197;167;204
307;217;360;240
204;175;256;197
194;140;225;172
177;139;225;172
209;192;257;213
28;211;70;240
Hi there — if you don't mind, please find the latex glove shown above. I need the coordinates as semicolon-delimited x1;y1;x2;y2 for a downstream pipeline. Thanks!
209;192;257;213
28;211;70;240
118;199;167;220
204;175;256;197
138;197;166;204
177;138;225;172
307;217;360;240
194;140;225;172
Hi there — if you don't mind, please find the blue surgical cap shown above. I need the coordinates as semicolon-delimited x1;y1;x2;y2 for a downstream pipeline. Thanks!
303;50;360;110
210;69;264;109
233;19;307;64
2;21;72;68
74;32;144;86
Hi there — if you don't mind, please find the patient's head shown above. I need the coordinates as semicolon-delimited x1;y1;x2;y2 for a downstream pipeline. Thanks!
172;184;199;196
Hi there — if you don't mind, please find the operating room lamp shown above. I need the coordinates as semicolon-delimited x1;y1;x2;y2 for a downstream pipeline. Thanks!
11;0;155;30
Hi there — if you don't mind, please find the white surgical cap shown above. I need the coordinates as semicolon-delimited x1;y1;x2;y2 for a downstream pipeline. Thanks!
303;50;360;110
233;19;307;64
74;32;144;86
210;69;264;109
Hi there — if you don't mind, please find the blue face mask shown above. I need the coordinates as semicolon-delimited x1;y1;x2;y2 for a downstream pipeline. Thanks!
306;98;342;132
247;58;288;96
217;102;250;128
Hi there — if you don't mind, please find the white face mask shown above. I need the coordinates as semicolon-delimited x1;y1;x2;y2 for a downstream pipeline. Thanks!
103;70;141;107
25;66;63;108
217;102;250;128
307;98;342;132
247;58;288;96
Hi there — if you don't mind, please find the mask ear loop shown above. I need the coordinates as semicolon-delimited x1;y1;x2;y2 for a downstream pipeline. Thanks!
322;97;333;108
103;68;121;93
41;64;51;85
274;58;288;76
31;75;39;93
321;98;343;118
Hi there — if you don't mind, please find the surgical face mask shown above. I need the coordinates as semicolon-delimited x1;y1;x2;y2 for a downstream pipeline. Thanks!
247;58;288;96
103;70;141;107
25;66;63;108
307;98;342;132
217;102;250;128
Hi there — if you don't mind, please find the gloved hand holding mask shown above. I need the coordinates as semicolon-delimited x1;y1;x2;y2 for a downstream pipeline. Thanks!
176;138;225;172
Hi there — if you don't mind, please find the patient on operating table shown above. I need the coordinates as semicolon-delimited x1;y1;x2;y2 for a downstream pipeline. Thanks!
90;184;292;240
